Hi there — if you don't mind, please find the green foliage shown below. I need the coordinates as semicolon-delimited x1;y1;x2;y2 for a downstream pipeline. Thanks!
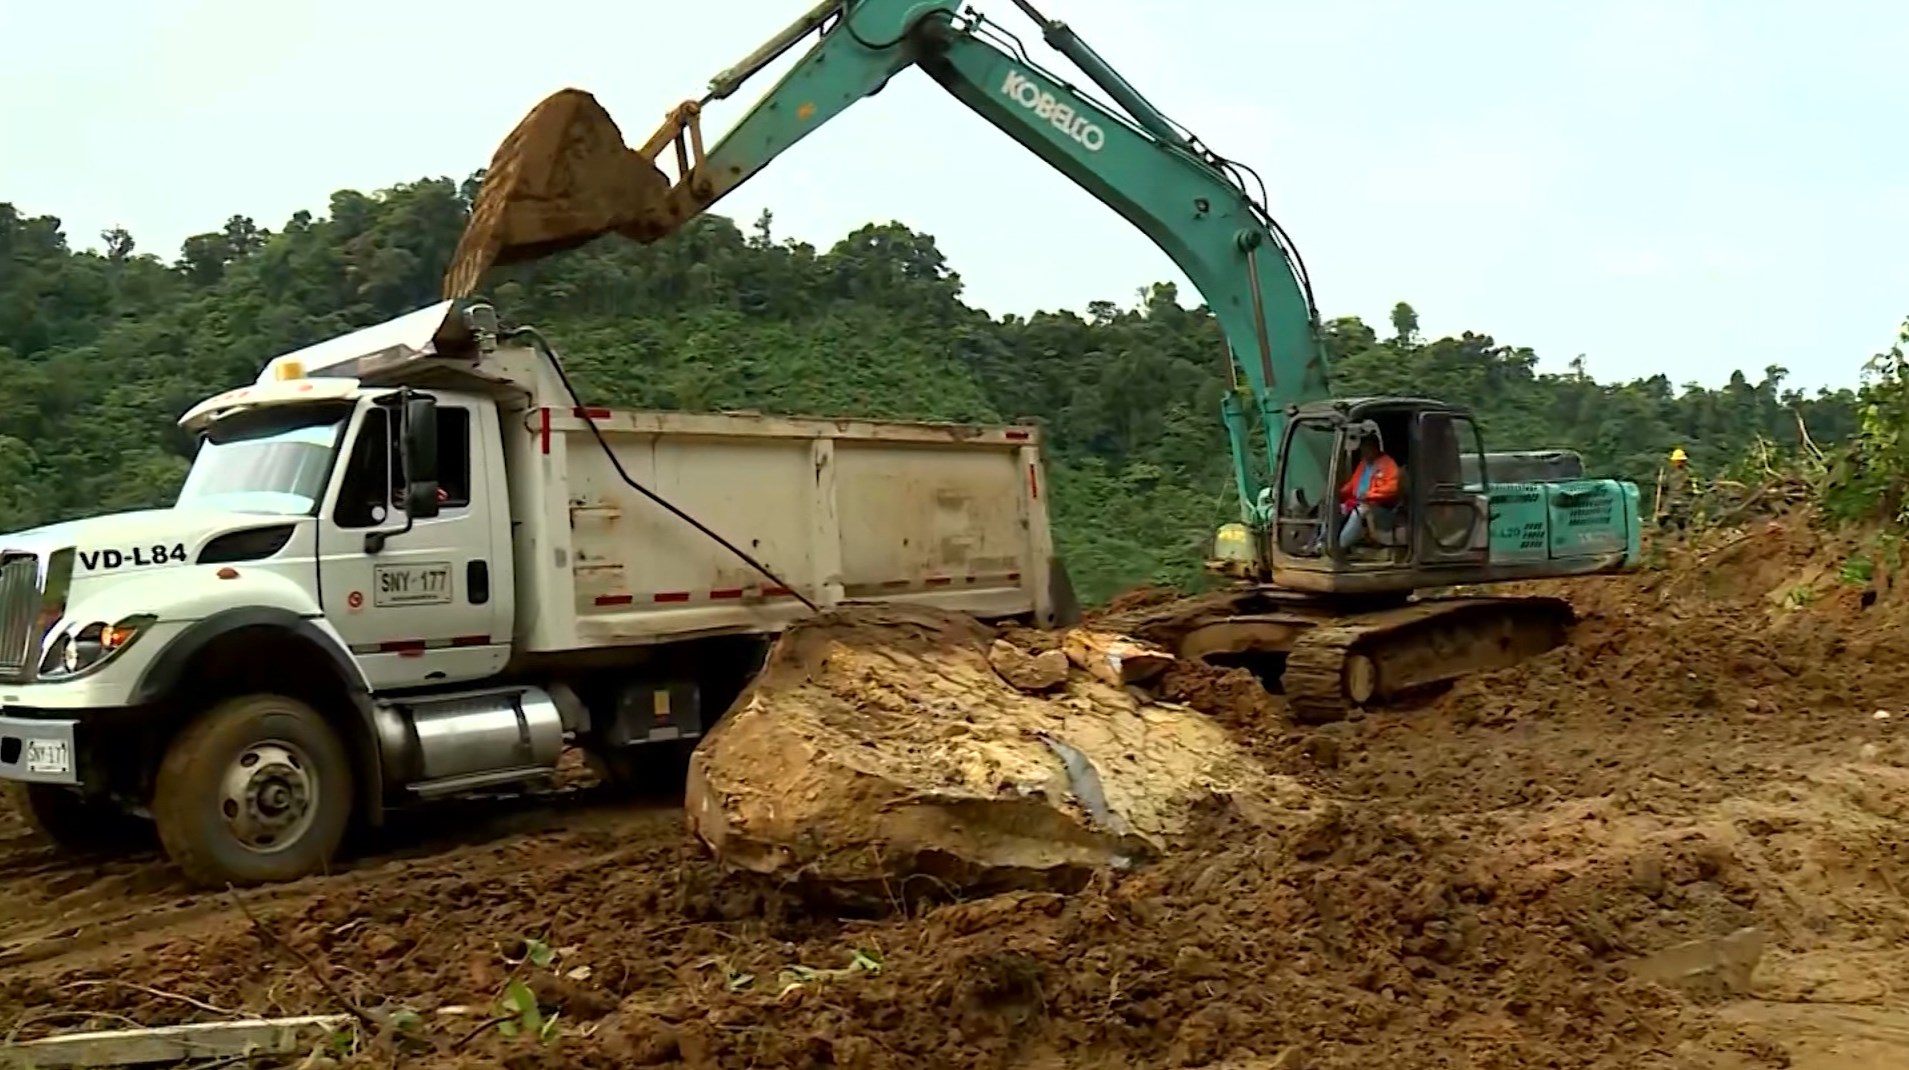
496;977;559;1044
776;948;884;997
1840;555;1874;585
1817;318;1909;525
1705;317;1909;535
0;182;1871;602
493;937;562;1045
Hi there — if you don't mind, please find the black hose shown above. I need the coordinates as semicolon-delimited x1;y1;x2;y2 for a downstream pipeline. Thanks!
506;326;821;614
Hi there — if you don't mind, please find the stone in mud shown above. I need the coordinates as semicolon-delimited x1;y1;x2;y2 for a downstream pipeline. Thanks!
987;639;1070;693
684;606;1313;904
1623;927;1766;1002
1061;628;1175;688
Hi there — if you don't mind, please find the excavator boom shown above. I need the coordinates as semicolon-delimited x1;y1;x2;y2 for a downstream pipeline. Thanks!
444;0;1331;519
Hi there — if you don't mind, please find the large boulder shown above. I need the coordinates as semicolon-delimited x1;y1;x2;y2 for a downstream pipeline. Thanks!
684;606;1316;903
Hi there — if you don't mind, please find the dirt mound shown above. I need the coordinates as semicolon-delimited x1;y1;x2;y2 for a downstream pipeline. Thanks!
0;801;1699;1070
579;803;1701;1069
1477;759;1909;962
1321;519;1909;818
685;606;1309;905
1098;584;1186;615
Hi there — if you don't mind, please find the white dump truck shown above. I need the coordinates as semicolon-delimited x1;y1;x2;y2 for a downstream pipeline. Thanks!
0;300;1072;886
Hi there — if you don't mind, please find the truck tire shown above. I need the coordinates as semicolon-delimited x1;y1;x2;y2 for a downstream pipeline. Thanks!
152;694;354;887
3;782;146;853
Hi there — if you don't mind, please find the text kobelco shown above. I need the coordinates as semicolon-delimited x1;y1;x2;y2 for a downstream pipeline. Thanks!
1000;70;1106;152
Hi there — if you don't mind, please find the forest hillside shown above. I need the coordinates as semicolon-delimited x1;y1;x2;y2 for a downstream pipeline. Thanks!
0;177;1864;600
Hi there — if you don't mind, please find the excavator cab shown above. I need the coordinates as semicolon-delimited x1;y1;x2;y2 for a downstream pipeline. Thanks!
1261;398;1492;594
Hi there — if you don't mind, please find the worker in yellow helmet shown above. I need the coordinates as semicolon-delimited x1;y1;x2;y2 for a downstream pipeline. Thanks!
1656;446;1697;530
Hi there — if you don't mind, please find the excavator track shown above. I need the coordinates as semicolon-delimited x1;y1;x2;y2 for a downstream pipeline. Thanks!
1281;596;1577;724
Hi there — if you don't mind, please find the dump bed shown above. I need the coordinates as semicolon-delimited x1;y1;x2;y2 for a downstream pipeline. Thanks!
506;406;1059;651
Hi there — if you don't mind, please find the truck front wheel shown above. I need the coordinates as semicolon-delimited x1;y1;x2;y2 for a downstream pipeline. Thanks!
153;694;354;887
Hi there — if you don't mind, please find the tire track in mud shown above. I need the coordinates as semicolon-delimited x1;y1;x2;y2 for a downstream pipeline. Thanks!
0;785;684;977
0;832;205;972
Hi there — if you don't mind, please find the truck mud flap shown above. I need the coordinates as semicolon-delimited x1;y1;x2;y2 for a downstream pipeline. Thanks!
1049;555;1084;628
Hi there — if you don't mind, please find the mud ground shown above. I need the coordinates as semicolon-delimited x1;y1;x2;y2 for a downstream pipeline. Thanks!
5;515;1909;1068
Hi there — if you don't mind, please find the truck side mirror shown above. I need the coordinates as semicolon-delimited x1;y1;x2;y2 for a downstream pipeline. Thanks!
401;395;441;520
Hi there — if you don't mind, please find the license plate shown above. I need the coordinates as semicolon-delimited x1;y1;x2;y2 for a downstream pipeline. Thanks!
23;739;70;776
373;561;454;607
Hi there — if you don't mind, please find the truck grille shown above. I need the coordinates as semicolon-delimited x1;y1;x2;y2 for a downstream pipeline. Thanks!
0;553;43;678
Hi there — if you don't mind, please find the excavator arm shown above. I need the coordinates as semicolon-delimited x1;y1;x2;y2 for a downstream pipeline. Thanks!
444;0;1645;724
443;0;1332;519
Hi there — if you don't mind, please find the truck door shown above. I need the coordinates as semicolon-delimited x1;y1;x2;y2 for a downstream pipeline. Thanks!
1413;411;1491;567
317;397;505;689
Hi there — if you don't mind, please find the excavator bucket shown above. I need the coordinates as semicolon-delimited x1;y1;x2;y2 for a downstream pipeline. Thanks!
443;89;674;299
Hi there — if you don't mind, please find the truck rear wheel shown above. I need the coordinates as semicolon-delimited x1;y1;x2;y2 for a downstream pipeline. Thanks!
3;782;146;852
153;694;354;887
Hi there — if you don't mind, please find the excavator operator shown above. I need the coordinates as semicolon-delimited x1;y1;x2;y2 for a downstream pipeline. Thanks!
1336;425;1402;551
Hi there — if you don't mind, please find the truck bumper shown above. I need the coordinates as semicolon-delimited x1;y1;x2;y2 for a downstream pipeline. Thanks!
0;713;81;785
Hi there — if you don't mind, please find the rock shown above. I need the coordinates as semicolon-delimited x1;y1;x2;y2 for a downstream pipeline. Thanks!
1061;628;1175;687
1302;734;1342;770
1622;927;1766;1002
685;606;1311;905
988;639;1070;693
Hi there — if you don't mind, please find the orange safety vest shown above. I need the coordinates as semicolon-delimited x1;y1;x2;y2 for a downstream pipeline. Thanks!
1340;454;1401;507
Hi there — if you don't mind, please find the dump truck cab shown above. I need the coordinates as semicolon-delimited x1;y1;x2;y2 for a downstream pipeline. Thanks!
0;299;1067;888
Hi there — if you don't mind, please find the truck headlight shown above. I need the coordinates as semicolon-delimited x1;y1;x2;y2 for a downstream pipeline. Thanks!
41;615;156;678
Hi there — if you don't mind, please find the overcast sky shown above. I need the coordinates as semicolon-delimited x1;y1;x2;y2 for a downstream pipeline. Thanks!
4;0;1905;392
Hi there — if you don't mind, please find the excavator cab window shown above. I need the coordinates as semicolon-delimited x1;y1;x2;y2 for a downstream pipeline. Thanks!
1412;410;1490;566
1274;420;1337;556
1336;413;1414;564
1275;407;1491;570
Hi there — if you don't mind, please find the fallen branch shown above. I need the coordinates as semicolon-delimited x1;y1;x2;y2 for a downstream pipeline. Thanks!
1710;480;1776;527
0;1014;348;1068
1696;534;1757;564
5;1011;145;1047
225;889;384;1031
449;1014;519;1053
56;981;239;1020
1794;406;1824;463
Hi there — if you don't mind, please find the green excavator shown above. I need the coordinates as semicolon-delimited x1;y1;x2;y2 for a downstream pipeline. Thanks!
443;0;1643;722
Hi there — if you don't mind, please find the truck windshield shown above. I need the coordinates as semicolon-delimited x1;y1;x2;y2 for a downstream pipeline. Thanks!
177;403;351;516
